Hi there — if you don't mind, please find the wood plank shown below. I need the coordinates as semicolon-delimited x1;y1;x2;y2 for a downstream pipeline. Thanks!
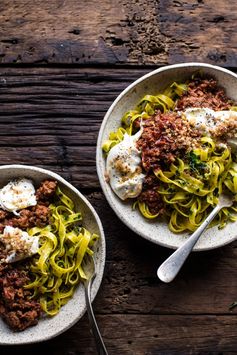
1;314;237;354
0;0;237;65
159;0;237;66
0;67;149;188
0;146;95;166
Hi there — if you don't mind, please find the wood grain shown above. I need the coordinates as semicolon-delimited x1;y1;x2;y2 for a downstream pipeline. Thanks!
1;314;237;354
0;67;150;189
0;65;237;352
0;0;237;65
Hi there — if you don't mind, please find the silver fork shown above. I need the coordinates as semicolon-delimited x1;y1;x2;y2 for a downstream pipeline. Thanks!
82;255;108;355
157;193;234;283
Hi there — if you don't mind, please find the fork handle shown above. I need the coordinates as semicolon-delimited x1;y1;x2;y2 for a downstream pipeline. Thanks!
85;279;108;355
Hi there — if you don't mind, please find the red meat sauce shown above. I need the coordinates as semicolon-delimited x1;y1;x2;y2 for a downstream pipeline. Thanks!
137;111;201;172
0;180;57;331
176;76;232;111
0;264;41;331
136;77;232;215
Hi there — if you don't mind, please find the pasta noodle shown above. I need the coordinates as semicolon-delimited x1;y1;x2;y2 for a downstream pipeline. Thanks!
154;139;237;232
103;79;237;233
24;187;98;316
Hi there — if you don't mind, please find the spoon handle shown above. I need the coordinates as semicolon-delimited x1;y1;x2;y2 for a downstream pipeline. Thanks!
157;203;222;283
84;279;108;355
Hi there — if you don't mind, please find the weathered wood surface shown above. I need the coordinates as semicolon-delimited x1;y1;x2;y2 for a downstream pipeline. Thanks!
0;67;150;188
0;0;237;65
0;66;237;353
1;315;237;354
1;1;237;351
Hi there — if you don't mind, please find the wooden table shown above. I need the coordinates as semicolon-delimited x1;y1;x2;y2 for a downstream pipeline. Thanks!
0;1;237;354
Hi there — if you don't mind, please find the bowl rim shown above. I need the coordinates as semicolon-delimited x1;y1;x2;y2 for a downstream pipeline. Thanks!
0;164;106;344
96;62;237;251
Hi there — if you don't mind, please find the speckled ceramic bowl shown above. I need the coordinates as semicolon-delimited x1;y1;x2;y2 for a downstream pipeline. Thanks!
0;164;105;345
97;62;237;251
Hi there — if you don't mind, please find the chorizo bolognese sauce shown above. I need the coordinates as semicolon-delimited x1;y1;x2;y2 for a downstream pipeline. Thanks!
0;179;99;331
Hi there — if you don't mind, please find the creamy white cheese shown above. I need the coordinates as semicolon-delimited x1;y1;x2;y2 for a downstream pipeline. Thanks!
106;129;145;200
1;226;39;263
183;107;237;135
0;178;37;214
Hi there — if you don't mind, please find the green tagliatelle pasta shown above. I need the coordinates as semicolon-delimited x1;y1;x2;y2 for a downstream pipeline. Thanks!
154;138;237;232
103;79;237;233
24;187;98;316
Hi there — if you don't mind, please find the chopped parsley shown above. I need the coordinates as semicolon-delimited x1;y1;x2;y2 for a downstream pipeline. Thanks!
188;151;206;173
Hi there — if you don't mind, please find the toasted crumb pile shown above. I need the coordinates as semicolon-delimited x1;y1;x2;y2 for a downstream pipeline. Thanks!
137;111;200;172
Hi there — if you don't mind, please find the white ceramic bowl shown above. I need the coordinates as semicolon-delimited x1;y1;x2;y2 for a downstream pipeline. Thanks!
97;62;237;251
0;164;105;345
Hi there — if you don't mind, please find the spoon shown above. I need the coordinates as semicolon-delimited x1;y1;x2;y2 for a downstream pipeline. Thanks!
157;193;234;283
82;255;108;355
